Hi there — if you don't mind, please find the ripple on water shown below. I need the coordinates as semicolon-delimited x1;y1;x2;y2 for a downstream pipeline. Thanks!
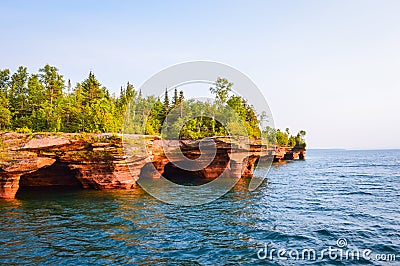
1;150;400;265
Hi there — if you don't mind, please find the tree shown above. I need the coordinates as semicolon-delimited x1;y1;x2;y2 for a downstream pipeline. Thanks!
0;92;11;129
149;98;165;133
39;64;64;105
0;66;307;145
27;74;45;113
263;127;307;148
296;130;307;148
288;135;296;147
118;82;134;109
210;77;232;105
81;71;104;105
0;70;11;128
9;66;30;129
179;90;184;103
0;69;10;95
173;88;179;107
125;82;135;101
262;126;276;145
163;88;169;115
275;129;289;146
9;66;28;111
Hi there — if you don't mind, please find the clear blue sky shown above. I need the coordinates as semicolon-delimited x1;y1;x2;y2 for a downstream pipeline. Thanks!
1;0;400;149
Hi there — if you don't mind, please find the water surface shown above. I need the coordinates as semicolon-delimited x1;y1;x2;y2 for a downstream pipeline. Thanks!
1;150;399;265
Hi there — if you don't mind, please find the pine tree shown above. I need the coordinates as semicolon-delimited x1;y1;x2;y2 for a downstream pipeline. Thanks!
179;90;184;103
81;71;104;104
125;82;135;101
163;88;169;114
173;88;179;106
178;90;184;118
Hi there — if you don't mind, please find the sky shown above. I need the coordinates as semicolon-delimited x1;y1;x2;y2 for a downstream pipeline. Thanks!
1;0;400;149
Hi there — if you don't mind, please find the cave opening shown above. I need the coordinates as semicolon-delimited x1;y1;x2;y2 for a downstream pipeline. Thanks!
19;162;82;191
138;160;226;186
161;162;212;186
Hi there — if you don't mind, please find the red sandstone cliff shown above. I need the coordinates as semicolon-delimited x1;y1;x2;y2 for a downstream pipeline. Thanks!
0;132;305;199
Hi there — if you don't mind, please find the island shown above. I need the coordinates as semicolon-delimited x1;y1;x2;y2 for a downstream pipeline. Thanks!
0;66;306;199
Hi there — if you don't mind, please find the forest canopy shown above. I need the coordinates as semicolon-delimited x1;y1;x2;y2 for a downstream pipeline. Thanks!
0;65;306;148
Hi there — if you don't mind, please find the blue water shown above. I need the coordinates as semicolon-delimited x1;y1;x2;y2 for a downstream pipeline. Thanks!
0;150;399;265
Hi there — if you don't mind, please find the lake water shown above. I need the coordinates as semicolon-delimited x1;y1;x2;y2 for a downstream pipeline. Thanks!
0;150;399;265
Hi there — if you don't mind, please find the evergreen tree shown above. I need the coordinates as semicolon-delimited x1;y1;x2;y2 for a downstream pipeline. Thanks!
0;69;10;95
81;71;104;105
163;88;169;114
179;90;184;103
173;88;179;106
39;64;64;105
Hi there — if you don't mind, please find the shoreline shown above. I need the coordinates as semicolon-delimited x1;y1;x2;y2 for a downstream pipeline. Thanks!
0;132;305;199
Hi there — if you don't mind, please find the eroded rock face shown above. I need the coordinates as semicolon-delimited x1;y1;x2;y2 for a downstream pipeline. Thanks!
2;158;56;173
68;160;144;190
0;157;56;199
0;133;156;198
272;146;306;163
0;174;20;199
0;133;305;199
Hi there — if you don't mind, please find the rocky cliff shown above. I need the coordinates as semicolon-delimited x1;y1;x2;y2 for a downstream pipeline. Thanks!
0;132;305;199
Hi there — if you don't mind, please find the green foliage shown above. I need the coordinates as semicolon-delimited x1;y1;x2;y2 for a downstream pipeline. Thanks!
0;69;10;94
15;126;32;134
262;127;307;147
163;88;169;114
296;130;307;148
173;88;179;107
39;64;64;105
81;71;104;105
276;129;289;146
0;92;11;130
210;77;232;105
9;66;29;117
0;65;306;147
